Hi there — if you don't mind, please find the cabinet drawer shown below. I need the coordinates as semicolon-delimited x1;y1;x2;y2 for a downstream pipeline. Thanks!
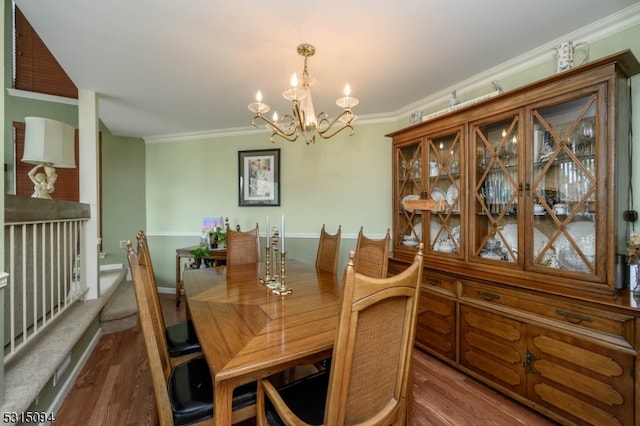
460;305;527;394
416;289;456;361
527;324;634;426
422;271;457;296
387;258;410;276
461;281;635;348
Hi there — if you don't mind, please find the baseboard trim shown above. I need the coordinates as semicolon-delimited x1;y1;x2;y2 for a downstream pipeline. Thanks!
44;328;102;425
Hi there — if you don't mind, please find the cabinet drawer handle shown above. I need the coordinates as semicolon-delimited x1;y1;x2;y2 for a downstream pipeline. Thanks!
477;290;500;301
556;310;593;324
426;277;442;286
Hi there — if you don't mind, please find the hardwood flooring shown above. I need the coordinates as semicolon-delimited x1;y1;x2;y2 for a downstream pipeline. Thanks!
55;294;557;425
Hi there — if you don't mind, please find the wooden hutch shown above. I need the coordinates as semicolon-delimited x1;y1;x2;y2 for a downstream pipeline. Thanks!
387;51;640;425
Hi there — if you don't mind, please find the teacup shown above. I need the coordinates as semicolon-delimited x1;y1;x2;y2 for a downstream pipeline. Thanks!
429;161;439;177
553;203;567;215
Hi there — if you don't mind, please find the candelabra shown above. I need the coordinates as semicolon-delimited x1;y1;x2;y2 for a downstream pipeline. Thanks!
260;245;273;283
271;252;291;295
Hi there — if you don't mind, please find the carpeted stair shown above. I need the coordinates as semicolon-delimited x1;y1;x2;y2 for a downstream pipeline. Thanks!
100;278;138;334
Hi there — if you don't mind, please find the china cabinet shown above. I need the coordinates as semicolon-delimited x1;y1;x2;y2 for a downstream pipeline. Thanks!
388;50;640;425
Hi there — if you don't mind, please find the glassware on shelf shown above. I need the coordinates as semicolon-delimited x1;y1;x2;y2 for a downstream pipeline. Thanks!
412;158;422;179
579;118;595;154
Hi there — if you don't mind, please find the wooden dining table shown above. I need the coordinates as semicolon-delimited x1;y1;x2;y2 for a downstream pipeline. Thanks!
182;260;343;425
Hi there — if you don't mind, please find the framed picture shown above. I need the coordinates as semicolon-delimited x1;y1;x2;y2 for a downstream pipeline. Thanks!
238;148;280;206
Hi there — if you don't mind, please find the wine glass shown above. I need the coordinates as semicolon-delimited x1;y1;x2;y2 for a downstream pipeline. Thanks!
580;119;595;154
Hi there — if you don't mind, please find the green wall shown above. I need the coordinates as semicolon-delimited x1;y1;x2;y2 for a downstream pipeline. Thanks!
100;132;146;266
144;121;396;288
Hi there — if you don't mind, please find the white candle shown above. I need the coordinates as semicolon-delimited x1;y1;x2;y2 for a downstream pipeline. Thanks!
266;216;270;241
281;214;285;252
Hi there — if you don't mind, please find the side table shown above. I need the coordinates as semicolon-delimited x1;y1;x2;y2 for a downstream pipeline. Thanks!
175;245;226;307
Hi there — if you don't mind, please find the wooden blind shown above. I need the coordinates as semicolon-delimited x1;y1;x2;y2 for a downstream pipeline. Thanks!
14;7;78;98
14;122;80;202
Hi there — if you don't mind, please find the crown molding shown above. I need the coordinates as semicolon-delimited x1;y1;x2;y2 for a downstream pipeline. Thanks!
394;2;640;120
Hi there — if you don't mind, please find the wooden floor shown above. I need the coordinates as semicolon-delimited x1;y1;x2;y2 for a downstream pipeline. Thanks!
55;294;558;425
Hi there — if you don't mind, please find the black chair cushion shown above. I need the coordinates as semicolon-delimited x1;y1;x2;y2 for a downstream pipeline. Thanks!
166;319;201;357
168;355;257;426
265;370;330;426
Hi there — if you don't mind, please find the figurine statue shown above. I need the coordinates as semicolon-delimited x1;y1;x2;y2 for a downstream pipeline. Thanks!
28;164;57;199
449;91;460;107
491;80;504;94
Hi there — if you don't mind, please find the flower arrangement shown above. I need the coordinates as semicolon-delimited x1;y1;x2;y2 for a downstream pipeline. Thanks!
627;232;640;295
627;232;640;265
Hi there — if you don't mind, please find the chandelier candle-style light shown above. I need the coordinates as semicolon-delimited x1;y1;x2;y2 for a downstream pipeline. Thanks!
248;44;359;144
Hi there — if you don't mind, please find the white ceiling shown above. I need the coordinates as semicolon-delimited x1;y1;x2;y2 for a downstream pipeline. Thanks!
13;0;640;140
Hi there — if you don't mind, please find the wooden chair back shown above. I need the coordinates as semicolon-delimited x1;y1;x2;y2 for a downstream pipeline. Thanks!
354;227;390;278
315;224;341;274
226;224;261;267
324;247;423;424
136;230;167;332
126;242;174;426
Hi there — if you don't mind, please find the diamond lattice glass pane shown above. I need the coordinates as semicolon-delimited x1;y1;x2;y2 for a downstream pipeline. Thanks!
472;117;519;262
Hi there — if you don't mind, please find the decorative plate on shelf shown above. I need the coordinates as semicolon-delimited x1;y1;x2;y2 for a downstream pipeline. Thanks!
430;220;442;245
451;225;460;246
447;180;460;211
499;224;548;257
431;188;446;203
414;222;422;240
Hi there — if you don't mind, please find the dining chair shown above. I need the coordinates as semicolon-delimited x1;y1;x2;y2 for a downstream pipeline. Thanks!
256;245;424;425
226;223;261;267
126;242;257;426
354;227;390;278
136;231;201;363
315;224;341;274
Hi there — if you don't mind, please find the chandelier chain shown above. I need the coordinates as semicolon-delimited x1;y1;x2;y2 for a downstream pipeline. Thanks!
303;57;310;87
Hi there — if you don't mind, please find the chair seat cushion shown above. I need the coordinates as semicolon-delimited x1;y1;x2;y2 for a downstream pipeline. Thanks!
266;370;330;426
168;355;257;426
166;319;201;357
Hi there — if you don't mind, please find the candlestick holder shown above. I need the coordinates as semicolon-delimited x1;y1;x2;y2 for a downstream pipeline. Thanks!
271;252;291;295
260;246;276;286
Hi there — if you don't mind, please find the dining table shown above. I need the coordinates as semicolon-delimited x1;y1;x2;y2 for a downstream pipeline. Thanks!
182;259;343;426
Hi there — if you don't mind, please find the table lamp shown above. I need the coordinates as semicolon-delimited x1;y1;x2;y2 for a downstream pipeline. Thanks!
21;117;76;199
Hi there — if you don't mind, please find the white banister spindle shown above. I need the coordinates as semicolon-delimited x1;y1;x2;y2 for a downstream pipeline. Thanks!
3;218;88;363
21;224;27;349
9;225;16;355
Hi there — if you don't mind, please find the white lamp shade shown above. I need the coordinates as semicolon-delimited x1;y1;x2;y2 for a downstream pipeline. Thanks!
22;117;76;168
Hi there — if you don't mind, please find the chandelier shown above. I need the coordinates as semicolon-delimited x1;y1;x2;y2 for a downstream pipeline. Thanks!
248;44;359;144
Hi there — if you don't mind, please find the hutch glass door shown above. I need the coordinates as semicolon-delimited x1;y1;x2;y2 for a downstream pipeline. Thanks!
396;140;423;249
530;93;599;276
471;114;521;264
427;129;462;255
